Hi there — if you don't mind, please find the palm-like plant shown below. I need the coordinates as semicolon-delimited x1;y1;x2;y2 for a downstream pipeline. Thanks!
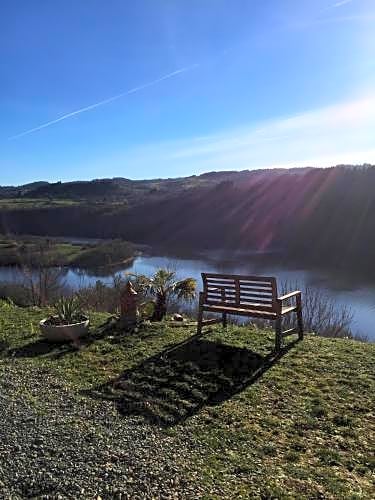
133;269;196;321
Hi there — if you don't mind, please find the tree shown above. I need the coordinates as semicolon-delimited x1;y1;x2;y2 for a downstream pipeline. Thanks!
134;269;196;321
19;239;65;306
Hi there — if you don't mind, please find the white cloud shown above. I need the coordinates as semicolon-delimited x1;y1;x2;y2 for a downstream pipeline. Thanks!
106;94;375;177
333;0;353;8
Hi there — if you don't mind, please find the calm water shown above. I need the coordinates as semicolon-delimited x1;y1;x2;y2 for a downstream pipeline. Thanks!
1;254;374;341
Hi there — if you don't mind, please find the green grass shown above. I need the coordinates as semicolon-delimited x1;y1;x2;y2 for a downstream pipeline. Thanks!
0;237;135;268
0;198;79;210
0;237;80;266
0;197;130;211
0;300;374;499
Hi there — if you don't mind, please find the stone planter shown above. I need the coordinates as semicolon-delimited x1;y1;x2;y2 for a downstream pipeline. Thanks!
39;316;90;342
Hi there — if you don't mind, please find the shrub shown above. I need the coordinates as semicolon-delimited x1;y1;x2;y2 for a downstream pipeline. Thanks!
279;281;355;339
131;269;196;321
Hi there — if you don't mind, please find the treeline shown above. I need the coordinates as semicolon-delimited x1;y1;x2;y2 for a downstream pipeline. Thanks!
1;166;375;274
0;171;246;205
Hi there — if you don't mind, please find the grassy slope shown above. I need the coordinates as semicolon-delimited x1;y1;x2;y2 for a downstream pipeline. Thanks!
0;301;374;499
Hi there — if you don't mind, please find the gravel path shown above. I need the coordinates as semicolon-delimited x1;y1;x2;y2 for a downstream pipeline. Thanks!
0;361;201;499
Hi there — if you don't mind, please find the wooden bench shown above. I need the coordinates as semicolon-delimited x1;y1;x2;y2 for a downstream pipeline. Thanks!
197;273;303;351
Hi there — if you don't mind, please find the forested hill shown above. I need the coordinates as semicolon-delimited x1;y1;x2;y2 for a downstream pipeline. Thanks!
1;165;375;273
0;168;311;205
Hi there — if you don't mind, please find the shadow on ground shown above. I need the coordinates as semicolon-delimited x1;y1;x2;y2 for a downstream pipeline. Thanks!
6;336;78;359
0;318;152;359
88;335;297;426
0;339;9;354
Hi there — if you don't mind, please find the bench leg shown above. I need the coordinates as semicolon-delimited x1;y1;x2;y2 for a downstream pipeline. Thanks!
197;307;203;336
222;312;227;329
275;317;282;351
296;296;304;341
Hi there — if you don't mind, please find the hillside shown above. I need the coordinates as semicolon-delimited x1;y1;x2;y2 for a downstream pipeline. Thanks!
0;173;234;205
0;301;374;498
1;165;375;275
0;168;312;204
0;236;136;269
0;181;49;198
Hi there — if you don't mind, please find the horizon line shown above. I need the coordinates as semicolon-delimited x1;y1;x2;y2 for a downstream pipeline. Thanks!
5;163;375;187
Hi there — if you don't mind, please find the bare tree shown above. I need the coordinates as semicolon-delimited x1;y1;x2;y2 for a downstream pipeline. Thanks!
278;281;354;338
77;275;126;313
19;239;65;306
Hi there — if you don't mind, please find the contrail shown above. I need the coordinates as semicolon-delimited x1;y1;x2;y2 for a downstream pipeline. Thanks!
8;64;198;140
333;0;353;7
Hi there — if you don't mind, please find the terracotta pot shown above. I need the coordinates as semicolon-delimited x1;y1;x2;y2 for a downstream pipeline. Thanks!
39;316;90;342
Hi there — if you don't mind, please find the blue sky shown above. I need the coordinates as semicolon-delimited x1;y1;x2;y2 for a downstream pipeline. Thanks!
1;0;375;185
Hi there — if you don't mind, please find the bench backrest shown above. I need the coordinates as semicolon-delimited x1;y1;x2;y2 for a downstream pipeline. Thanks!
202;273;278;312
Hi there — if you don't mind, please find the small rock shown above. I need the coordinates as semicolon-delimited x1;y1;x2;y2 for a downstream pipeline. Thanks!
173;314;184;322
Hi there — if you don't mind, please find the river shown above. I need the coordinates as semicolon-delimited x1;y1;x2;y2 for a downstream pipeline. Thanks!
0;253;374;341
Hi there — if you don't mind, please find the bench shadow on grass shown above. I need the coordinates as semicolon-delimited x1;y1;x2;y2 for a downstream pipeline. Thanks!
88;334;298;427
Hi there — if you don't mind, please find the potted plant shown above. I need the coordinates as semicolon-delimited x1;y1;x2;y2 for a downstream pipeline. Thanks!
39;296;89;342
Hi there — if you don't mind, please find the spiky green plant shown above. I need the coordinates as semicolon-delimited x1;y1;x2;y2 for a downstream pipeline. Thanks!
131;269;196;321
54;296;86;325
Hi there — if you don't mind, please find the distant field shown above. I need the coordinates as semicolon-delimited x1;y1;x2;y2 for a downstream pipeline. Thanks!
0;198;79;209
0;198;131;212
0;236;136;268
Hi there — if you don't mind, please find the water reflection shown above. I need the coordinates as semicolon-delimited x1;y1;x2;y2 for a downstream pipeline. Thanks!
0;254;374;341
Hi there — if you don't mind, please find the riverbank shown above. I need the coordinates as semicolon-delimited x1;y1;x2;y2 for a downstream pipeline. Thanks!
1;249;374;341
0;301;374;498
0;236;137;269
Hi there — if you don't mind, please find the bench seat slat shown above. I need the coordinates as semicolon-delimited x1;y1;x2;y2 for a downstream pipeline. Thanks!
240;298;273;306
203;303;275;313
202;303;296;315
202;304;277;318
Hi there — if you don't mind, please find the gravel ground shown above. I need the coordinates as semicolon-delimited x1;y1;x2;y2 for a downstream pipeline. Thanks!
0;361;201;499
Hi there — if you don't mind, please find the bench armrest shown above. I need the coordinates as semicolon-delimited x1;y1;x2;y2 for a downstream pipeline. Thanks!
278;290;301;301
